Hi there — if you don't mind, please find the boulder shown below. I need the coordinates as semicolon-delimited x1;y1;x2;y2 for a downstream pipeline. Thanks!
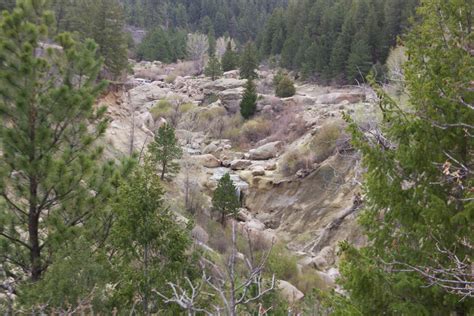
194;154;221;168
265;162;277;171
316;92;366;105
223;70;240;79
218;88;244;113
277;280;304;303
251;166;266;176
203;143;219;154
248;141;283;160
245;219;266;231
230;159;252;170
129;83;170;108
203;78;245;91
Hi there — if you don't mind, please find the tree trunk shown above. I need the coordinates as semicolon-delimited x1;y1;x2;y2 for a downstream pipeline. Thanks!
144;242;149;315
161;161;166;180
29;178;41;281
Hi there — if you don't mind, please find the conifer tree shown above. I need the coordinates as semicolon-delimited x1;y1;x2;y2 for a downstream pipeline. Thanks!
205;56;223;81
326;0;474;313
240;79;258;119
221;41;238;72
68;0;129;79
240;42;258;79
346;31;372;83
212;173;240;225
111;159;194;313
148;123;183;180
0;0;116;282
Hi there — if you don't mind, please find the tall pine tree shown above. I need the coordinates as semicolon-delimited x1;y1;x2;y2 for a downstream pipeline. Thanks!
240;42;258;80
0;0;117;282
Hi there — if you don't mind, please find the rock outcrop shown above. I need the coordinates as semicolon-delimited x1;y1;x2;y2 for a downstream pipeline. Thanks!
248;141;283;160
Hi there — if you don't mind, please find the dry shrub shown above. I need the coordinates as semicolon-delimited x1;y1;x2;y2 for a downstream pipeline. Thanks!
196;107;227;127
295;269;327;294
206;221;231;254
185;185;207;215
280;147;314;176
150;99;173;120
221;114;243;139
134;68;161;81
309;121;343;163
165;73;177;84
174;61;199;77
240;117;272;144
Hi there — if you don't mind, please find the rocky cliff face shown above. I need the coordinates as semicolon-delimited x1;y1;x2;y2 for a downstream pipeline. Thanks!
99;60;377;298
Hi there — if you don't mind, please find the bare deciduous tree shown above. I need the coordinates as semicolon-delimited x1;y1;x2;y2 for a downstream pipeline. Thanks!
156;221;275;315
187;33;209;74
216;37;236;60
386;239;474;300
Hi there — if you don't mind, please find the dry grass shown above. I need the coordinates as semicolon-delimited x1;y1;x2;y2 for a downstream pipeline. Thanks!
309;121;344;163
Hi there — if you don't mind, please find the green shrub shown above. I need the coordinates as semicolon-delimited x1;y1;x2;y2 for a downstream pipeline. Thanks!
204;93;219;105
275;75;296;98
165;74;177;84
309;121;342;163
266;243;298;281
241;117;272;143
150;99;173;120
179;103;196;113
296;269;328;293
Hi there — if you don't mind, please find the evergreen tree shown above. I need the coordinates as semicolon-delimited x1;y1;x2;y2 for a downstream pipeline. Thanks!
326;0;474;313
138;27;187;63
212;173;240;225
205;56;223;81
148;123;183;180
111;160;195;313
221;40;238;72
0;0;116;282
346;31;372;83
275;75;296;98
240;79;258;119
0;0;14;11
208;28;217;57
240;42;258;80
67;0;129;79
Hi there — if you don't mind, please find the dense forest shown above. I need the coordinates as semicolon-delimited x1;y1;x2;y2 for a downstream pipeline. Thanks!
120;0;288;42
258;0;418;82
1;0;418;83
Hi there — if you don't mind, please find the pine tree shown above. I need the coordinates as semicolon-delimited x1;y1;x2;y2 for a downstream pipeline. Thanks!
240;79;258;119
221;41;238;72
212;173;240;225
68;0;129;79
346;31;372;83
205;56;223;81
326;0;474;313
240;42;258;79
148;124;183;180
111;160;195;313
0;0;116;282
